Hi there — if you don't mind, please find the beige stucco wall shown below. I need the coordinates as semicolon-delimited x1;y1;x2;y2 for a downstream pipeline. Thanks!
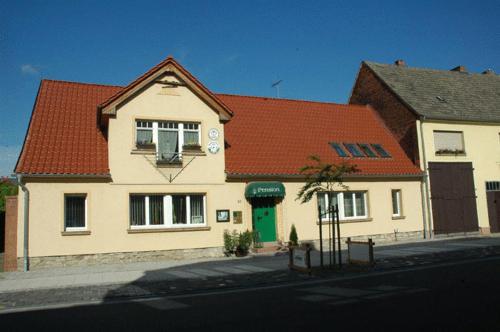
17;179;424;258
417;120;500;230
17;182;251;257
281;180;424;242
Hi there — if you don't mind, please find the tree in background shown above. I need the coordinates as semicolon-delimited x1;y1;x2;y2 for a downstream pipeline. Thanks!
289;224;299;246
0;177;18;212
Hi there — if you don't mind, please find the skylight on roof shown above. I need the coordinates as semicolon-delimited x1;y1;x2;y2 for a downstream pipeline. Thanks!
329;143;348;157
358;144;377;157
371;144;391;158
344;143;364;157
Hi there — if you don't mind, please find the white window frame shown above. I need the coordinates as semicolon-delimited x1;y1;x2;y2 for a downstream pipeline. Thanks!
135;121;153;145
183;123;201;146
391;189;402;217
130;194;207;229
136;120;202;155
64;194;88;231
318;191;368;221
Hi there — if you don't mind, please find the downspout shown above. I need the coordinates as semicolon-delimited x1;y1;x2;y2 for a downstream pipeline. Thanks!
419;117;433;238
16;174;30;271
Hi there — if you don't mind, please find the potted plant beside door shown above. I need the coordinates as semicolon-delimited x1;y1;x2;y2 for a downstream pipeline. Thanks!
235;230;254;257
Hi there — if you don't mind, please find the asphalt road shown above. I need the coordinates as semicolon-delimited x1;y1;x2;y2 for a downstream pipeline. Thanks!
1;256;500;331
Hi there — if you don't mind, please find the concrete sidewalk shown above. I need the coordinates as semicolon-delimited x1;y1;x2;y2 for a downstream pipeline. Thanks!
1;235;500;294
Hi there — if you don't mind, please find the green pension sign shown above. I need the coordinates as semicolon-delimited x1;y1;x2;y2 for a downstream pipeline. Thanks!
245;182;286;198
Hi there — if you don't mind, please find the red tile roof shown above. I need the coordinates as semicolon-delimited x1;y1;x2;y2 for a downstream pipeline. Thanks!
219;94;422;176
15;80;121;175
16;81;421;177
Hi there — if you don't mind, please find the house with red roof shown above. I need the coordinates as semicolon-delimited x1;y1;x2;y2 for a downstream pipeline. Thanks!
8;56;424;270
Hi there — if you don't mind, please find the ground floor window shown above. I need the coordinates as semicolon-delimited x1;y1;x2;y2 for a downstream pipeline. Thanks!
130;194;206;228
64;194;87;230
318;191;368;221
392;189;402;217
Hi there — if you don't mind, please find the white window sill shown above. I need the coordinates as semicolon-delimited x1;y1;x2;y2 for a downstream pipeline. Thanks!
392;215;406;220
128;226;210;234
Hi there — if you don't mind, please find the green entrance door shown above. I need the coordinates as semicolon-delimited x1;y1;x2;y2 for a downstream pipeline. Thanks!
252;198;277;242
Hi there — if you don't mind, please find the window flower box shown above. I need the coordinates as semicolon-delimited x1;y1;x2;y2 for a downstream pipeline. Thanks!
435;149;465;156
136;141;155;150
182;144;202;152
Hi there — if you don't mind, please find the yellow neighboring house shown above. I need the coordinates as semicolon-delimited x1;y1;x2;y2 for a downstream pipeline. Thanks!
351;60;500;237
9;56;424;271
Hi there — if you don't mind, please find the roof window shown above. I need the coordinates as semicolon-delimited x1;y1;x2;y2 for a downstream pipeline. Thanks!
371;144;391;158
358;143;377;157
343;143;364;157
329;143;348;157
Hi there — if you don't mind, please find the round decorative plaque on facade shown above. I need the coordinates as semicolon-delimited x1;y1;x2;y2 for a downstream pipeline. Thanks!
208;128;219;140
207;141;220;154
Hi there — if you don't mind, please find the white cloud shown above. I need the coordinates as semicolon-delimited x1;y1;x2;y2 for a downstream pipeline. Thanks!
21;64;40;75
0;145;21;176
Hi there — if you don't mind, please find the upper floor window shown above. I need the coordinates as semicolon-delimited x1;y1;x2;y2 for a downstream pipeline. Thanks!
317;191;368;221
136;121;153;146
433;131;465;155
64;194;87;230
135;120;202;164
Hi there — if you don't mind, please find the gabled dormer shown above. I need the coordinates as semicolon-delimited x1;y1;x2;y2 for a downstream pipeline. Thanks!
100;56;233;184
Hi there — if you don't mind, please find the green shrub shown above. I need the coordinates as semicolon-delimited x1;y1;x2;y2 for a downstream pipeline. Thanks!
223;230;238;255
237;230;253;253
289;224;299;246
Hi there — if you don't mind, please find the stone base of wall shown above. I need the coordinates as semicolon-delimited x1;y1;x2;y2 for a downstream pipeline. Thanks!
305;230;425;251
432;231;481;239
20;246;225;271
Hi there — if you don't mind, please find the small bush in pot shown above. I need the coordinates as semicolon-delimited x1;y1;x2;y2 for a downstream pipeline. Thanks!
289;224;299;247
236;230;253;256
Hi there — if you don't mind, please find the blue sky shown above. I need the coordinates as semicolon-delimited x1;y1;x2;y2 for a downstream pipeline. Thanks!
1;0;499;176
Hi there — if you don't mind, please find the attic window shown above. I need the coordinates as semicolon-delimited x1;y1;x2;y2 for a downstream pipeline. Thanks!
344;143;364;157
436;96;447;103
371;144;391;158
329;143;348;157
358;144;377;157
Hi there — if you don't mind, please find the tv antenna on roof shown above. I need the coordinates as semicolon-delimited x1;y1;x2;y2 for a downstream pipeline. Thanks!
271;80;283;98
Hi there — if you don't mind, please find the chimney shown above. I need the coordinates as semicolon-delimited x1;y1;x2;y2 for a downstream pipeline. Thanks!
451;65;467;73
482;69;495;75
394;59;406;67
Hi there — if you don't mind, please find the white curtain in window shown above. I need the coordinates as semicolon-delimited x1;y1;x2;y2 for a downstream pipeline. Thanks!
355;192;365;216
137;129;153;144
344;193;354;217
184;131;199;146
158;131;179;161
190;195;204;224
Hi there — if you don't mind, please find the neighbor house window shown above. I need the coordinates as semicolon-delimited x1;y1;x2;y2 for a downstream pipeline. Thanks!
433;131;465;155
64;194;87;230
135;120;202;163
392;189;402;217
317;192;368;221
129;194;206;228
